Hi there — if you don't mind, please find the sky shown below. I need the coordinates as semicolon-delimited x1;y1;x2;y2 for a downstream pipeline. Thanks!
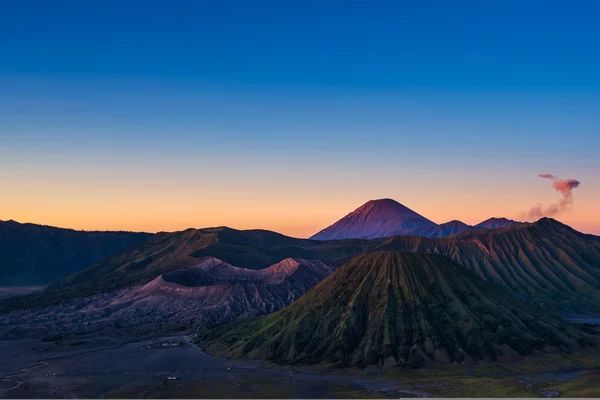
1;0;599;237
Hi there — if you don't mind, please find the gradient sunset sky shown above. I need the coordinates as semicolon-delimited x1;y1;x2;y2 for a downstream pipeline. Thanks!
2;0;599;237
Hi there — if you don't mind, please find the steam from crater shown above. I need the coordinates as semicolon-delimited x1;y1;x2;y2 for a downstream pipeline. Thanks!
524;174;581;219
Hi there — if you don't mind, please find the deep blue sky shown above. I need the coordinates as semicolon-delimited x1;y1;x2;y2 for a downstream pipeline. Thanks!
1;0;600;236
2;0;600;88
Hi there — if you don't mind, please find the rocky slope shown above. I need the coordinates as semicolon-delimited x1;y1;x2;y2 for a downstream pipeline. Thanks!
310;199;436;240
0;257;338;340
0;220;153;285
203;252;599;368
378;218;600;311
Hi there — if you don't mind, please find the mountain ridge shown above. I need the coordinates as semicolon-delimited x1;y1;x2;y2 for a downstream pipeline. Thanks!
309;199;524;240
2;217;598;313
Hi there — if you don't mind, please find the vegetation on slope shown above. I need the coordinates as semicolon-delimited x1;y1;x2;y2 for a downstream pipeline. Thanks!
202;252;598;368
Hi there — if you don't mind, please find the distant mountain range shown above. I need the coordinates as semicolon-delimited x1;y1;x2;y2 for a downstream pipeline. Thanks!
0;220;153;286
310;198;522;240
3;217;599;315
203;252;598;368
0;200;522;288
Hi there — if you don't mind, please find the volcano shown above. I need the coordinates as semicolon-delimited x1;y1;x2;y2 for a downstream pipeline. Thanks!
203;252;598;368
310;199;436;240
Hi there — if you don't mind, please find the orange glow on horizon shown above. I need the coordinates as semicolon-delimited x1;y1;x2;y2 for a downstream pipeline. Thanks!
3;192;599;238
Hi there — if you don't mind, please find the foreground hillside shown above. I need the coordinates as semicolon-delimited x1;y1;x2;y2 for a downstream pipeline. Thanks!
378;218;600;311
203;252;599;368
0;220;153;286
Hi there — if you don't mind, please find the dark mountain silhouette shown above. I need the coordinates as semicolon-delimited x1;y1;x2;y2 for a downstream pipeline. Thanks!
0;220;153;286
310;199;436;240
203;252;598;368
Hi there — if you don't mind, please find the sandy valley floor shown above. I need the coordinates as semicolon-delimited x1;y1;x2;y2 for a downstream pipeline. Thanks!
1;334;600;398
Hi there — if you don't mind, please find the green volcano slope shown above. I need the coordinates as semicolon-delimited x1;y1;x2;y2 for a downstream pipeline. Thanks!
203;252;599;368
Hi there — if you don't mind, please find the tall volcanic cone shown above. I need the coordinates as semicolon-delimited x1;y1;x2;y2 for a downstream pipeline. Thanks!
203;252;598;368
310;199;436;240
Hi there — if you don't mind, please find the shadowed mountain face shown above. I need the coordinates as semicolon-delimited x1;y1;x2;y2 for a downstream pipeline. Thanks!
203;252;598;368
0;257;339;340
378;218;600;311
310;199;436;240
0;220;153;286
